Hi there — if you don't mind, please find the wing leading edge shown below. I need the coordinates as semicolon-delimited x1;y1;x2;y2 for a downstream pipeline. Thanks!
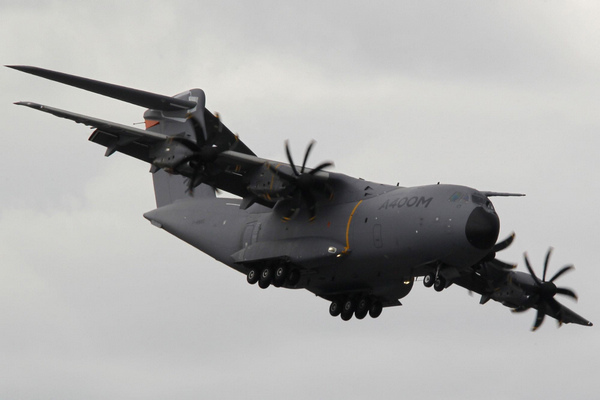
8;65;196;111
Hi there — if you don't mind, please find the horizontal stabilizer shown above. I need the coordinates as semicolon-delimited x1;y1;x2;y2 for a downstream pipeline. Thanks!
7;65;196;111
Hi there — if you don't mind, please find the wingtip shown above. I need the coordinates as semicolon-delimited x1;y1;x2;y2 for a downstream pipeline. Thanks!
6;64;32;72
14;101;40;109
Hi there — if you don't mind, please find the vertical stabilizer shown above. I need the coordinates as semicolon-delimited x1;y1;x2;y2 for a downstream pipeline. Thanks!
144;88;215;207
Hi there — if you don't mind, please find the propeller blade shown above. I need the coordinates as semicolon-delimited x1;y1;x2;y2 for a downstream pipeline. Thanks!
549;265;574;282
169;136;202;153
532;309;546;331
301;140;315;174
556;287;578;301
189;115;208;143
308;161;334;175
516;248;588;330
275;140;335;220
186;174;203;195
285;141;300;176
542;247;553;282
489;258;517;270
492;232;515;253
523;253;542;286
281;191;302;221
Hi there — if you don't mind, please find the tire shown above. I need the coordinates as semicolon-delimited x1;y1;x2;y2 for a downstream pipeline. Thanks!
341;311;353;321
273;265;288;287
369;301;383;318
341;298;355;321
329;299;342;317
423;273;435;288
258;267;272;289
247;268;259;285
434;276;446;292
355;297;370;320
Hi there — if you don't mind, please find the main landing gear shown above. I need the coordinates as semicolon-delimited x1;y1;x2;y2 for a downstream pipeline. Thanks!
423;272;447;292
329;296;383;321
246;265;301;289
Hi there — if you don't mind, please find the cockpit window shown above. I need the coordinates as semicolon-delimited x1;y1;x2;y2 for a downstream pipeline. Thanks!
472;193;495;211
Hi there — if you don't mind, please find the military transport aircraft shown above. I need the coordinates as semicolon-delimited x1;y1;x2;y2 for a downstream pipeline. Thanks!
9;65;593;331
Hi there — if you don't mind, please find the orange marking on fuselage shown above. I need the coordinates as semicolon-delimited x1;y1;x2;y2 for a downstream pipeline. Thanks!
343;200;363;253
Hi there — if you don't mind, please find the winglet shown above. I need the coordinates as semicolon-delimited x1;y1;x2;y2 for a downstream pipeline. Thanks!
7;65;197;111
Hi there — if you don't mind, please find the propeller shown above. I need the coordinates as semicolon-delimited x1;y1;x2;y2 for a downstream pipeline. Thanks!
480;232;517;270
513;248;577;331
269;140;334;221
157;115;230;194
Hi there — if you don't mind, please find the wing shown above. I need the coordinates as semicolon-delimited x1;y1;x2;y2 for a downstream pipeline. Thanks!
454;261;593;329
15;101;169;160
8;65;196;111
14;101;273;202
11;65;387;214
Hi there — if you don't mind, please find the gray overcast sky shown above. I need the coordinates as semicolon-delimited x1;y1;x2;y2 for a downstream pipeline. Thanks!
1;1;599;399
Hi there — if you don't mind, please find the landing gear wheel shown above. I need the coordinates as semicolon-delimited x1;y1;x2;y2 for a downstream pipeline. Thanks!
434;276;446;292
258;267;272;289
247;268;259;285
355;297;370;320
423;273;435;288
369;301;383;318
273;265;288;287
329;299;343;317
341;298;355;321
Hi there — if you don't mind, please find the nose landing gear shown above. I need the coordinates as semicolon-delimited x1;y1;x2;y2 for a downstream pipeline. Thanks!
423;267;449;292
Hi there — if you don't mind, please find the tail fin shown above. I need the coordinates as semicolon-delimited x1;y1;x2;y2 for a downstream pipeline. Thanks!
145;89;257;207
143;88;217;206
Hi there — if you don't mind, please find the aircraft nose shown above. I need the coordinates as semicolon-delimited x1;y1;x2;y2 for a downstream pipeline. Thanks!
465;207;499;250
